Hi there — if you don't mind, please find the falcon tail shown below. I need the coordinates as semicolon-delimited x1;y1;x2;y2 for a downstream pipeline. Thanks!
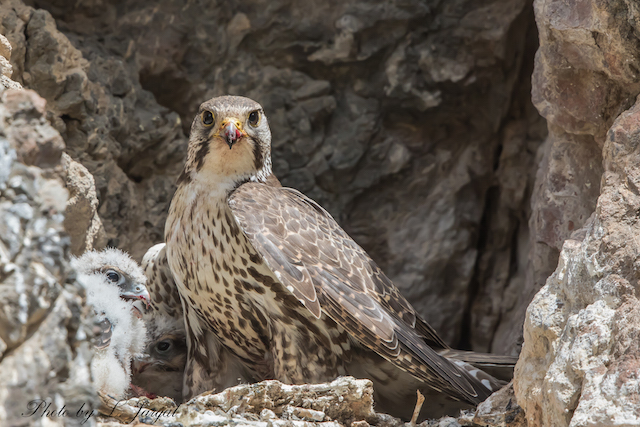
437;349;518;382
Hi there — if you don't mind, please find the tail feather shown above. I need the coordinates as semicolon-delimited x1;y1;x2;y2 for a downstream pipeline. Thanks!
438;349;518;383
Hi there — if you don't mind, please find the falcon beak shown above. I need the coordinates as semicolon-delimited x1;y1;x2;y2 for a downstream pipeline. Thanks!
222;119;244;149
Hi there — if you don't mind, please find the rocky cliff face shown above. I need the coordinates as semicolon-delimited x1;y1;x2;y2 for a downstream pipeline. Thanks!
3;0;640;425
0;0;544;354
514;0;640;425
0;55;100;425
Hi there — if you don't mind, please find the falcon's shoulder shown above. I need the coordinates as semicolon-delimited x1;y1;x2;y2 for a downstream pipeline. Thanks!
228;183;492;404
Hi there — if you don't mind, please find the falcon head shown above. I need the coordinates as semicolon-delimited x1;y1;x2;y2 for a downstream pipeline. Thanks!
72;248;151;309
179;95;273;189
101;266;150;306
132;332;187;376
131;317;187;402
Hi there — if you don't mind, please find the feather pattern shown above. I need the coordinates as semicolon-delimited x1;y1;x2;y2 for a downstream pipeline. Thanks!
165;95;514;420
140;242;253;399
229;183;494;404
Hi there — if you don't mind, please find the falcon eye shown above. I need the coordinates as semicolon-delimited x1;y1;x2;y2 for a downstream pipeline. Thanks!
106;270;120;283
156;340;172;353
202;110;214;126
248;110;260;127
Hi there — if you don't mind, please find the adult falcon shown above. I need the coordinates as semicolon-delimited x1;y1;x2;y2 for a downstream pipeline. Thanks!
165;95;515;419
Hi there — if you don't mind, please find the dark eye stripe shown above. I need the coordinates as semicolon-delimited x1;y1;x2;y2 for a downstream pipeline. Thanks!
252;135;264;171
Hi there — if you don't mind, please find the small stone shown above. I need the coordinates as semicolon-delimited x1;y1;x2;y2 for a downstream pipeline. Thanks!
260;408;276;420
289;406;325;422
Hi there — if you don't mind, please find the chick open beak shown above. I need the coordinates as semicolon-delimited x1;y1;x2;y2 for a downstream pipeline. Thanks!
121;289;151;309
222;120;243;149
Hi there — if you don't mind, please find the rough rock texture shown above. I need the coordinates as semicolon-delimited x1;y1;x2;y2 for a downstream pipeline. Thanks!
469;383;526;427
96;377;522;427
508;0;640;353
100;377;377;427
515;98;640;426
0;34;21;93
62;153;106;256
0;0;544;353
0;86;99;425
510;0;640;425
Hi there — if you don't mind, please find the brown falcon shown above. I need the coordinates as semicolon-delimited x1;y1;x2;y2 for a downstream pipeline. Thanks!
165;95;515;419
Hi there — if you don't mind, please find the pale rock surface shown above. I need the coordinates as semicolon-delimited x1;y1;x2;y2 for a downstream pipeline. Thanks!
511;0;640;424
0;85;99;425
0;88;67;355
0;34;21;93
512;0;640;354
515;97;640;426
97;377;376;427
95;377;481;427
61;153;106;256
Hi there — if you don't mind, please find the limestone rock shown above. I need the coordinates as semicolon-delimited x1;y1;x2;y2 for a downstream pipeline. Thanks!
514;0;640;356
471;383;526;427
0;86;99;426
0;88;68;353
0;288;98;427
61;153;106;255
0;33;21;93
97;377;377;427
515;97;640;426
510;1;640;422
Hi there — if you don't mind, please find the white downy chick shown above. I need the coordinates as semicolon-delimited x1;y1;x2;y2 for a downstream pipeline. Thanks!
72;248;150;398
